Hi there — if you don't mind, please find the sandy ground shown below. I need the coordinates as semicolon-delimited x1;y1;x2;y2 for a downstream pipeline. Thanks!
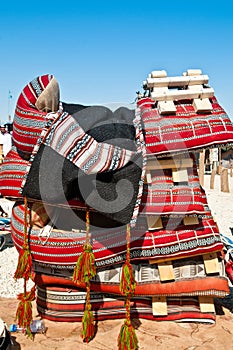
0;297;232;350
203;173;233;238
0;173;233;349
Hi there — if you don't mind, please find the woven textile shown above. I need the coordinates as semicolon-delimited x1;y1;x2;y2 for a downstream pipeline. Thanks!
22;105;144;226
40;109;136;175
6;74;145;226
140;154;208;215
0;146;29;198
36;285;216;323
11;201;224;268
137;96;233;157
12;74;58;154
33;255;229;298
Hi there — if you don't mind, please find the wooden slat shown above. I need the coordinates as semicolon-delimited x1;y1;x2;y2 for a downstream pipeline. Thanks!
185;70;213;112
151;87;214;102
0;144;3;164
158;100;176;114
146;157;193;171
220;168;230;193
183;216;199;225
149;259;176;276
152;85;176;114
150;70;167;78
152;296;168;316
185;69;203;76
203;252;220;274
188;84;213;113
157;261;175;281
172;168;188;183
145;171;152;184
193;98;213;113
152;86;169;95
210;168;216;189
146;74;209;88
154;87;175;115
198;296;215;313
147;215;163;230
198;150;205;187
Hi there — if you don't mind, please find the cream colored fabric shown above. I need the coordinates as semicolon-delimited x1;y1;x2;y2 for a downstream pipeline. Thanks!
35;77;60;112
30;202;50;228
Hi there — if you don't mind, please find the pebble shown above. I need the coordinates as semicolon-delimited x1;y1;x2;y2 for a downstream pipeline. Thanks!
0;245;34;298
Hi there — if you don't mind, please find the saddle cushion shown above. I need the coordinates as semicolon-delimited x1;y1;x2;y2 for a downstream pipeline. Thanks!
137;96;233;157
12;74;60;154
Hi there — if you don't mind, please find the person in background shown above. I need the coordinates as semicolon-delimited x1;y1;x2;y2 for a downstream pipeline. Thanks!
0;125;12;158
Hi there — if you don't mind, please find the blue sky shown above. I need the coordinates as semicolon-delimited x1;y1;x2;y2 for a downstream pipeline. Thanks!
0;1;232;124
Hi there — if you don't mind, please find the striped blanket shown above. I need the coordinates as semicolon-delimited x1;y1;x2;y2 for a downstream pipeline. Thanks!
2;74;146;226
137;96;233;157
0;146;29;199
140;153;208;215
11;201;224;268
33;255;229;298
36;285;217;324
40;110;136;175
21;104;145;226
12;74;59;154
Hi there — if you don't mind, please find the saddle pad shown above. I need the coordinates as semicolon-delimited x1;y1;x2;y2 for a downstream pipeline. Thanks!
140;155;208;215
11;201;224;268
36;285;216;323
137;96;233;157
33;255;229;297
0;146;29;199
21;105;144;226
12;74;57;154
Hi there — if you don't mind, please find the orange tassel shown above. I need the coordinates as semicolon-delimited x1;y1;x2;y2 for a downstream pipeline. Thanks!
16;285;36;339
14;197;35;340
72;243;96;284
120;224;136;297
120;261;136;297
81;283;95;342
72;209;96;342
14;245;32;280
72;210;96;284
118;319;138;350
14;197;32;281
118;224;138;350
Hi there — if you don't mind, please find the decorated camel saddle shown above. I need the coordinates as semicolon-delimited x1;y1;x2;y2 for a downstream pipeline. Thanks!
0;70;233;348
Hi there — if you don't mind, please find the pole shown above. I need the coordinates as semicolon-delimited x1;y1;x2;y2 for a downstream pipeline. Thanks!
8;90;12;122
220;168;230;193
199;150;205;187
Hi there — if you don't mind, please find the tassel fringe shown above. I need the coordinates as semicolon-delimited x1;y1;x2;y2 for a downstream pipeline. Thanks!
14;245;32;280
118;319;138;350
16;285;36;339
82;283;95;342
14;197;32;281
120;261;136;297
118;224;138;350
72;243;96;284
72;209;96;342
14;197;35;340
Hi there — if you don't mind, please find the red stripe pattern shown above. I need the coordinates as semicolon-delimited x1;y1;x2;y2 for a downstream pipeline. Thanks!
41;112;136;175
11;201;224;268
140;154;208;215
12;75;55;154
36;285;217;323
137;96;233;157
0;147;29;198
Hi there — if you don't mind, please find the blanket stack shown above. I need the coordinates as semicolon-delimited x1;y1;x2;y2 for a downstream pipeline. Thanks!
133;68;233;321
0;70;233;341
32;70;232;324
